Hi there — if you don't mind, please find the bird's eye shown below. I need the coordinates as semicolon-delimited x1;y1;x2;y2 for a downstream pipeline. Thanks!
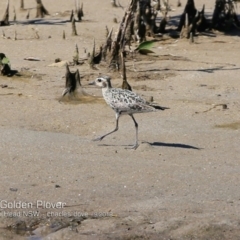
97;79;102;82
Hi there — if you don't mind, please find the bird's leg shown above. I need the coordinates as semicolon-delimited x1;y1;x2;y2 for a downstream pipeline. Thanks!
93;113;120;141
126;114;139;150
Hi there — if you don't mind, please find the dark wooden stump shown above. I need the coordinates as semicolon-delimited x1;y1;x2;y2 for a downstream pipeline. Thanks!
0;0;9;26
62;64;81;97
71;17;78;36
77;2;84;21
36;0;49;18
20;0;24;9
211;0;240;31
177;0;197;31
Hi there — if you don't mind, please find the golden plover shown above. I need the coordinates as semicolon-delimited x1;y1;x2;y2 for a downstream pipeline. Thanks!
89;76;169;149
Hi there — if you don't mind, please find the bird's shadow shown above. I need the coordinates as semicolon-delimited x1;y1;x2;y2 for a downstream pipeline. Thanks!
145;141;201;150
97;142;201;150
98;143;133;147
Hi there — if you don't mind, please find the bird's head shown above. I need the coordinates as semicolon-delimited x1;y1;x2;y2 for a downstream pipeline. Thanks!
89;76;112;88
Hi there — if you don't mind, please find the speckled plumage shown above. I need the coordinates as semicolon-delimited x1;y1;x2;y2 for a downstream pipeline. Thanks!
103;87;156;114
90;76;169;149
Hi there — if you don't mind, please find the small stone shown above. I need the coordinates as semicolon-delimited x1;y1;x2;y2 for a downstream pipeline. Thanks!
12;220;27;234
9;188;18;192
55;184;61;188
55;58;61;63
222;104;227;109
148;96;154;102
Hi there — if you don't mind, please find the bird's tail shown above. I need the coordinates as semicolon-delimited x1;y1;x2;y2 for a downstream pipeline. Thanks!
151;104;170;110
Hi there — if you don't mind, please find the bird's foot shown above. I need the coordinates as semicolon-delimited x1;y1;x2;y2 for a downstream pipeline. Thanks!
125;143;139;150
92;136;104;141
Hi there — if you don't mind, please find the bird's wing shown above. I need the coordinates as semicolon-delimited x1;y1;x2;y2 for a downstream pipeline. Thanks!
108;100;155;113
111;88;146;103
105;88;154;113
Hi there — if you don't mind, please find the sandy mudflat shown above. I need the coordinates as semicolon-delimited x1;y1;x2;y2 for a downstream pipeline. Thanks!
0;0;240;239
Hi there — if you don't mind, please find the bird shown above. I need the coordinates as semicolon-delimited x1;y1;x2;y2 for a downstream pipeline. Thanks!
89;76;169;149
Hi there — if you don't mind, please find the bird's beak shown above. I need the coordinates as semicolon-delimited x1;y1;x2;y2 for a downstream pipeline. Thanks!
88;81;96;85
